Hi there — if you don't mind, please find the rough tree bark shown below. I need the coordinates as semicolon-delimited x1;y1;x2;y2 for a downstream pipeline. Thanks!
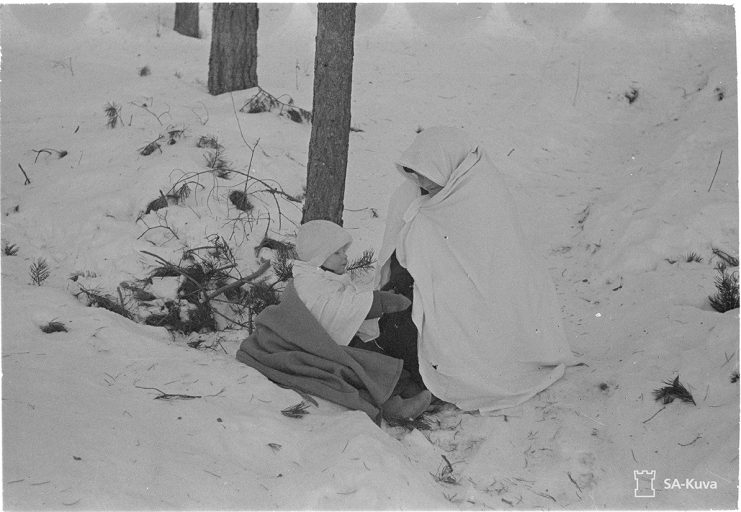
301;3;356;225
174;3;199;38
208;3;258;96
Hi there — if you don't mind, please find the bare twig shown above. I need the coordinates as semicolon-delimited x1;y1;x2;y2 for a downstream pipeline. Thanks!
572;59;581;107
134;385;201;400
140;250;202;291
117;286;126;310
17;163;31;185
708;150;724;192
230;92;257;151
721;351;735;368
642;406;666;424
205;260;271;300
190;101;209;126
678;434;702;447
130;100;171;126
567;472;583;493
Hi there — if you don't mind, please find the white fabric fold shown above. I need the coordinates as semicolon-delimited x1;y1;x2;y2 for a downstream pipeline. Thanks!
292;260;374;346
376;127;572;412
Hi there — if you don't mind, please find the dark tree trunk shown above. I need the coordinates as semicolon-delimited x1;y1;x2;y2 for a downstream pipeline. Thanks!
301;3;356;226
208;3;258;96
174;3;199;38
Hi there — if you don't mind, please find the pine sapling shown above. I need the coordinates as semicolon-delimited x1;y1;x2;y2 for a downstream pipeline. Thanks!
709;265;739;313
29;258;51;286
104;102;122;128
3;241;19;256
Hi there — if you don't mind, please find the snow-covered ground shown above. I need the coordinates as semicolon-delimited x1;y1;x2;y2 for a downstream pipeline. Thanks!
1;3;738;509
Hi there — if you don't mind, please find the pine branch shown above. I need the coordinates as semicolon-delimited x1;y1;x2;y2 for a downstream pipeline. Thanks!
653;376;696;405
347;249;376;278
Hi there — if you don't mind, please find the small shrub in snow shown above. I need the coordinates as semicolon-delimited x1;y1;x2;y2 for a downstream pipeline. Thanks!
166;127;186;145
68;270;98;281
138;65;151;77
229;190;254;213
241;87;311;124
40;320;67;333
731;371;739;384
684;251;703;263
281;401;311;418
432;455;458;485
144;194;169;214
242;280;281;316
203;149;233;178
624;87;639;104
32;148;68;163
143;184;194;215
708;265;739;313
196;135;222;150
104;102;122;128
139;135;163;156
3;241;19;256
29;258;51;286
386;415;432;431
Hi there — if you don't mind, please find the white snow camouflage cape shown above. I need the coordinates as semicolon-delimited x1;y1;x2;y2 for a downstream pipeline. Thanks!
292;260;373;346
377;127;572;412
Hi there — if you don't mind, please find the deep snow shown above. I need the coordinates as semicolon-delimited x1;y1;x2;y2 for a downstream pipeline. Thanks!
1;3;738;510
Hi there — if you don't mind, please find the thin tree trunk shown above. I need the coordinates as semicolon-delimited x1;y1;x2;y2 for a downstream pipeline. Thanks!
174;3;199;38
208;3;259;96
302;3;356;225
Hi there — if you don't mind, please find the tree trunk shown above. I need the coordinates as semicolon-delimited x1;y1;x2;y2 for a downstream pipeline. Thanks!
302;3;357;226
174;3;199;38
208;3;259;96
